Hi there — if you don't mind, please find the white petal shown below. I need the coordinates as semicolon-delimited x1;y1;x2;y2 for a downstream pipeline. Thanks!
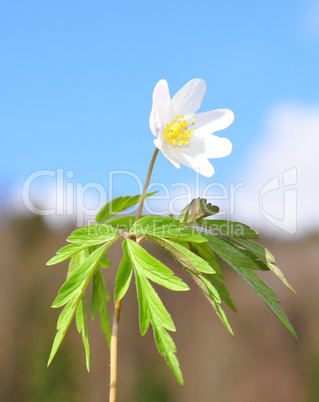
193;109;234;138
149;80;171;137
170;135;206;158
173;151;215;177
168;79;207;118
204;135;233;158
154;138;181;168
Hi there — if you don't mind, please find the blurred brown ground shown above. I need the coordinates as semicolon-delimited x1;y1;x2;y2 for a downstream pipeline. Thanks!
1;215;318;402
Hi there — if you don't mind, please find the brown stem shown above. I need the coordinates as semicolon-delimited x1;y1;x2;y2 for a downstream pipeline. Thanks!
109;147;159;401
135;147;159;222
109;299;123;402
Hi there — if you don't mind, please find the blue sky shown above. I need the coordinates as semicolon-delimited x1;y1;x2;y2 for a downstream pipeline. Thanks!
1;0;319;233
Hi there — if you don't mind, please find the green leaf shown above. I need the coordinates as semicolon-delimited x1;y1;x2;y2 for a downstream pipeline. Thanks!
91;268;111;345
96;192;156;224
135;270;151;335
66;224;120;245
153;326;183;385
114;247;133;302
189;243;223;278
53;241;115;308
75;295;90;371
46;244;84;266
133;268;183;384
124;239;189;291
206;235;297;338
206;275;237;312
67;249;89;279
124;237;183;383
233;238;295;293
99;252;111;269
107;215;137;232
202;233;269;272
179;197;219;224
196;219;259;239
91;268;110;319
47;242;112;367
186;243;237;310
47;225;120;266
130;216;208;243
190;273;234;335
136;272;176;332
148;235;215;275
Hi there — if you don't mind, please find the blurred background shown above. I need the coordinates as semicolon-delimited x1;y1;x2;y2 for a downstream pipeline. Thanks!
1;0;319;401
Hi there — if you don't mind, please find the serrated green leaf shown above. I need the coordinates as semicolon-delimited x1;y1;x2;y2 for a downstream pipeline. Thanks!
91;268;108;317
190;243;223;279
206;275;237;312
133;267;183;384
114;247;133;302
47;328;67;367
91;267;111;344
153;326;183;385
96;192;156;224
48;242;112;367
52;287;79;309
190;273;234;335
53;240;117;309
135;270;151;335
48;302;76;366
130;216;208;243
46;226;120;266
179;197;219;224
125;236;183;384
196;219;259;239
68;254;80;279
47;244;83;266
67;224;120;245
56;301;75;330
204;234;269;272
233;238;295;293
76;295;90;371
67;249;89;280
148;235;215;275
124;238;189;291
107;215;138;232
100;302;111;344
140;275;176;332
206;234;297;338
90;271;100;319
75;300;83;332
99;252;111;269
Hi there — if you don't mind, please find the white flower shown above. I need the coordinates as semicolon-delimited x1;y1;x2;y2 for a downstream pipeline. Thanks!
149;79;234;177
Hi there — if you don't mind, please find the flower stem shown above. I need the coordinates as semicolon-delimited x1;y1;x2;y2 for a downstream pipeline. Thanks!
109;147;159;401
135;147;159;222
109;298;122;402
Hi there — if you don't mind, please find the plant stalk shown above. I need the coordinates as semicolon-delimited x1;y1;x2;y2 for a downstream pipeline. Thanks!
135;147;159;222
109;147;159;401
109;299;122;402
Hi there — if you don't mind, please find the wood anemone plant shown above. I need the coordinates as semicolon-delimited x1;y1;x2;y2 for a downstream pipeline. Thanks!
46;79;297;401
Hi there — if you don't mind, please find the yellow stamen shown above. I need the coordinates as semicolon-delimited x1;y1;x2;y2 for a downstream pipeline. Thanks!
163;115;195;146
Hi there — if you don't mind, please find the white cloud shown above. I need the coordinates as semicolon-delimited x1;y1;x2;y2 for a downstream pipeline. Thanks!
1;171;108;230
235;102;319;237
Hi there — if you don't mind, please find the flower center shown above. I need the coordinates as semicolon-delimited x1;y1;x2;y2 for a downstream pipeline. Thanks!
163;115;195;146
